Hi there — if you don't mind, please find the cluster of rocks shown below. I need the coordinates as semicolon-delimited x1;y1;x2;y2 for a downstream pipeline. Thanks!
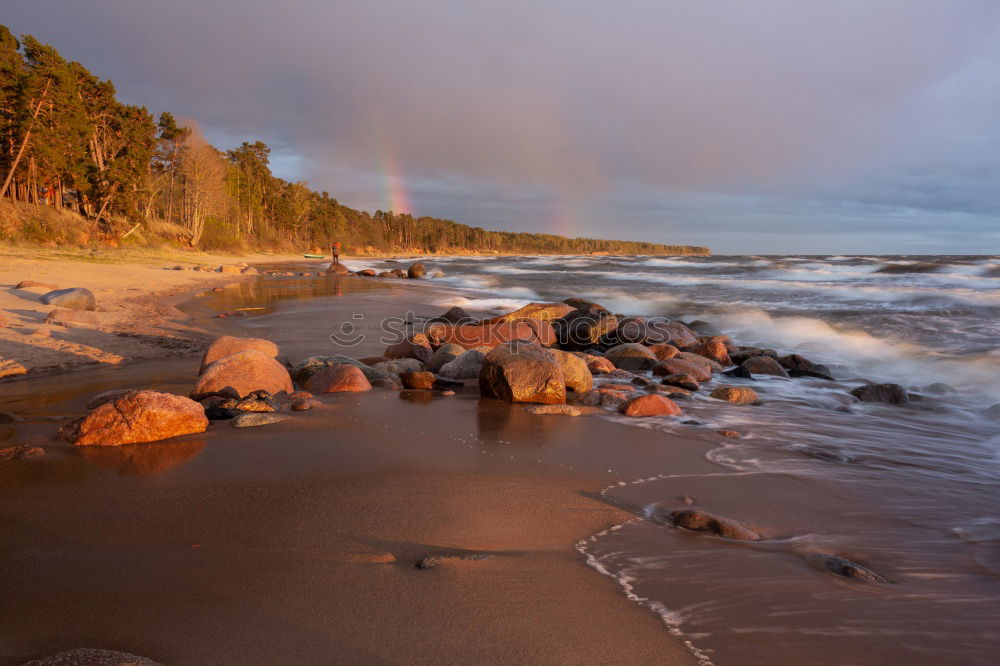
315;261;436;280
166;263;258;275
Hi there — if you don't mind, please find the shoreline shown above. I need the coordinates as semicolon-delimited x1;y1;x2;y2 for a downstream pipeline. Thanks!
1;263;703;665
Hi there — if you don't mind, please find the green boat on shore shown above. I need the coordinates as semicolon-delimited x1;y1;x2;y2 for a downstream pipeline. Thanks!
303;253;325;258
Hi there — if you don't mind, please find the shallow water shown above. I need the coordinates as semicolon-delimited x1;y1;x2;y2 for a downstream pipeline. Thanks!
401;253;1000;665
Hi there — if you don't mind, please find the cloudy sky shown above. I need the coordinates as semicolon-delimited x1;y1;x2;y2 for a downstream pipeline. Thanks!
6;1;1000;253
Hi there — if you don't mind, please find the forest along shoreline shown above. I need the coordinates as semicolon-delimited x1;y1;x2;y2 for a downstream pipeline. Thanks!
1;255;928;664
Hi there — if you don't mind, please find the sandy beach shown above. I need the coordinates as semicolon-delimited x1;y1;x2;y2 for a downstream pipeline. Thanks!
0;255;700;665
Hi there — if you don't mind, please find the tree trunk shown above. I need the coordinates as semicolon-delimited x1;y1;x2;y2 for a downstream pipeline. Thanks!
0;78;52;201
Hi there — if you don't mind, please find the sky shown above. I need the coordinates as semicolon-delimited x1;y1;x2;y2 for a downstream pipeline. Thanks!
5;0;1000;254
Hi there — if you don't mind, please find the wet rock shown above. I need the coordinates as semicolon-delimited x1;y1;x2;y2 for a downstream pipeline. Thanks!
200;335;279;372
431;377;463;391
525;404;582;416
192;350;293;399
479;342;566;404
788;368;836;381
552;305;618;351
654;321;699;348
618;394;682;417
604;343;658;372
241;266;258;275
22;648;163;665
710;386;759;404
483;302;575;323
723;365;754;379
0;409;25;423
288;391;313;400
850;383;909;405
603;368;637;381
648;384;692;398
385;333;433;363
923;382;955;395
15;280;60;290
304;364;373;393
220;264;242;274
357;268;376;276
374;358;423;375
38;287;96;311
685;320;723;337
290;398;317;411
390;268;407;278
229;391;280;412
551;349;594;393
360;356;391;367
875;261;941;274
572;388;629;408
0;444;45;460
660;374;700;391
425;342;466;372
85;389;139;410
600;316;651;345
327;263;352;275
817;555;889;583
59;390;208;446
631;375;656;387
433;306;476;324
294;355;399;388
232;412;287;428
742;356;790;378
648;343;679;360
652;358;711;382
426;320;556;349
562;297;603;309
688;336;732;367
716;429;742;438
377;271;396;278
676;352;723;374
203;405;238;420
668;509;761;541
407;262;427;278
439;348;487;379
401;371;435;389
573;352;616;374
44;308;102;328
729;348;778;364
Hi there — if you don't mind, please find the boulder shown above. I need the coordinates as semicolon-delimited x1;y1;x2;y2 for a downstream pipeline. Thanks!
439;348;487;379
304;364;373;393
685;320;723;337
572;388;629;408
44;309;101;328
618;394;682;417
552;305;618;351
668;509;761;541
358;268;376;276
374;358;423;375
730;348;779;364
483;302;574;323
293;355;399;388
709;386;759;404
676;352;723;373
648;343;679;360
433;306;476;324
199;335;279;373
401;371;435;389
427;320;556;349
723;366;754;379
391;268;408;278
817;555;889;583
327;263;352;275
378;271;396;278
603;368;637;381
425;342;466;372
602;316;650;345
652;321;698;348
192;349;293;399
551;349;593;393
850;383;909;405
479;342;566;404
385;333;433;363
291;398;317;411
652;358;712;382
407;262;427;278
232;412;287;428
15;280;60;290
562;297;604;309
58;390;208;446
742;356;790;378
220;264;242;274
85;388;139;410
688;336;732;366
525;404;581;416
660;374;700;391
778;353;834;379
573;352;616;374
39;287;96;311
241;266;258;274
604;343;658;372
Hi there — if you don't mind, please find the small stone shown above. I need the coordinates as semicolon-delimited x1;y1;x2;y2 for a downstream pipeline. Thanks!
717;429;742;438
660;374;700;391
618;394;682;417
401;371;435;389
441;390;455;396
668;509;761;541
0;444;45;461
231;412;287;428
290;398;316;411
850;383;909;405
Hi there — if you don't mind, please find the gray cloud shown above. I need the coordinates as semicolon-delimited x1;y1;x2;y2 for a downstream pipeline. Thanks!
5;0;1000;252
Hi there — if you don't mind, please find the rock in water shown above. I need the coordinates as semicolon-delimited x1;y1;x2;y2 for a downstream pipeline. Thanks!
479;342;566;404
709;386;759;404
483;302;574;323
200;335;279;372
525;404;582;416
552;305;618;351
618;394;682;417
426;321;556;349
290;398;317;411
294;355;399;388
439;349;488;379
407;262;427;278
742;356;790;377
304;364;373;393
0;444;45;461
551;349;593;393
38;287;96;311
653;358;712;382
21;648;163;665
401;371;435;389
668;509;762;541
604;343;658;372
192;350;293;399
850;383;909;405
231;412;287;428
424;343;466;372
385;333;433;363
648;343;679;360
660;374;700;391
688;336;732;366
432;306;476;324
58;390;208;446
817;555;890;583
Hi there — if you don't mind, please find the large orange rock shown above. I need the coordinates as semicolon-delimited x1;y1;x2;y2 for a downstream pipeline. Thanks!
689;336;732;366
652;358;711;382
618;394;682;417
304;364;373;393
652;321;698;348
192;349;293;398
648;343;679;360
58;390;208;447
427;320;556;349
482;302;574;323
709;386;759;404
479;342;566;404
199;335;280;372
551;349;593;393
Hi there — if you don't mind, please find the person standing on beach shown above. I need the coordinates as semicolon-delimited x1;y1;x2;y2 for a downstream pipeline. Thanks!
331;241;341;266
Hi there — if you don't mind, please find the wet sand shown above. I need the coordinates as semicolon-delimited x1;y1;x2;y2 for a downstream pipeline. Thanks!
0;275;702;665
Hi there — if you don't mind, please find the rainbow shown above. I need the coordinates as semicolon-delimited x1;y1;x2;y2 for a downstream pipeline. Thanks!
378;142;412;215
